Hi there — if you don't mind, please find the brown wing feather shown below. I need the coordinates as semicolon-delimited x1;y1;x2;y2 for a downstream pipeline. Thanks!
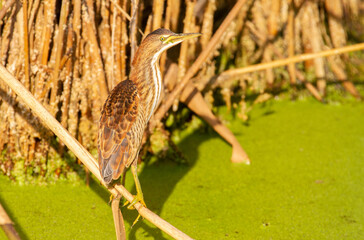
98;80;139;184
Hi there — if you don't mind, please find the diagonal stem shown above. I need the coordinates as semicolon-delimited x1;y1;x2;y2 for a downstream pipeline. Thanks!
219;43;364;77
0;64;193;240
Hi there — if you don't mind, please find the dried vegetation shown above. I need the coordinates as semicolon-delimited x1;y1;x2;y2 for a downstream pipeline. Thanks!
0;0;363;183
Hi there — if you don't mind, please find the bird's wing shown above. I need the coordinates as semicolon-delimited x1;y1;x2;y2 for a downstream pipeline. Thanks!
98;80;139;184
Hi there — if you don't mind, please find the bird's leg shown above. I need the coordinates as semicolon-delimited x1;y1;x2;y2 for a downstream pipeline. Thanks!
125;163;146;209
122;162;146;226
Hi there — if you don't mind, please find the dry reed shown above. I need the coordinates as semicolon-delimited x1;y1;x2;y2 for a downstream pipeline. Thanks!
0;0;362;185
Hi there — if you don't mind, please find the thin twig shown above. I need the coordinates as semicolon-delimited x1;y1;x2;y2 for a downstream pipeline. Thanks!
0;64;194;240
154;0;247;121
130;0;139;64
22;0;30;90
219;43;364;77
111;4;117;88
111;0;131;21
270;45;323;102
110;0;144;35
287;0;296;85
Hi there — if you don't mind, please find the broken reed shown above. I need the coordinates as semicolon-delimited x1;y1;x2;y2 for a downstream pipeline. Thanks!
0;0;362;182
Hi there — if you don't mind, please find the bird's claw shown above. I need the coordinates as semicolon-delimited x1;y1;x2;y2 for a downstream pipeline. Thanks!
123;193;146;227
108;194;114;205
122;194;146;210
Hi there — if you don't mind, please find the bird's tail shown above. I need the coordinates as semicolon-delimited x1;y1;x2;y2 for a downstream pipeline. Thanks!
102;164;113;184
98;146;127;185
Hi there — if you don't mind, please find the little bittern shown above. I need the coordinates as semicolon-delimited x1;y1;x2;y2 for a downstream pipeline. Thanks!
98;29;201;210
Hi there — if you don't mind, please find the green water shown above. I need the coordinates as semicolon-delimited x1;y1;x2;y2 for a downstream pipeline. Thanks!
1;99;363;239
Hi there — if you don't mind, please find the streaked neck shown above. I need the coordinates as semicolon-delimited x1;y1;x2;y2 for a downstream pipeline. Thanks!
130;47;166;121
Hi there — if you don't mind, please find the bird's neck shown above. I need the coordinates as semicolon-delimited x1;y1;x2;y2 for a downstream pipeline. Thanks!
130;49;163;121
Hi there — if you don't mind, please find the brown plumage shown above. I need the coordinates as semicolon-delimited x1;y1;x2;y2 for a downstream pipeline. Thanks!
98;80;139;183
97;29;201;214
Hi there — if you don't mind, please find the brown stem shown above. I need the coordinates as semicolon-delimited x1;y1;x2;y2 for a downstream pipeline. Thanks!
37;0;56;100
60;23;74;129
177;0;195;84
301;1;325;94
110;0;144;35
325;0;346;48
287;0;296;85
67;0;81;139
28;0;40;32
120;0;128;80
130;0;139;65
50;0;70;111
200;0;216;50
113;3;123;88
268;0;280;38
40;0;56;66
179;82;250;163
159;0;173;74
99;0;113;90
170;0;180;32
22;0;30;90
327;55;361;100
82;0;109;103
271;46;323;102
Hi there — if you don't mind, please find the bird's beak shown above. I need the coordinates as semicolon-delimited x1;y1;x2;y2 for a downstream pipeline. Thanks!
166;33;201;44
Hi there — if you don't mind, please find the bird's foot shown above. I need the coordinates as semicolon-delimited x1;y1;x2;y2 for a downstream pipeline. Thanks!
123;192;146;227
122;193;146;209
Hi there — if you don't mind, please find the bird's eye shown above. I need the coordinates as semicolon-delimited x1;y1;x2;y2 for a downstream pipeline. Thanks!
160;36;165;42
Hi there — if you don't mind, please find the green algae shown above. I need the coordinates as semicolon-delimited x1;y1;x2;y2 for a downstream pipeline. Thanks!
1;98;364;239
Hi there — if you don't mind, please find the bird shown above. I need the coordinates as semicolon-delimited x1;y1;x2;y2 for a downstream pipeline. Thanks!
97;28;201;213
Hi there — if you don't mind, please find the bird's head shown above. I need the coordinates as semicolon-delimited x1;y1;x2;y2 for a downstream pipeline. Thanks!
133;28;201;64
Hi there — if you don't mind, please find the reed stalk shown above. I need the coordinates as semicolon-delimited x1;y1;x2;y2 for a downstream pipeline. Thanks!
82;0;109;103
22;0;30;90
0;64;193;240
129;0;139;65
219;43;364;77
287;0;296;85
